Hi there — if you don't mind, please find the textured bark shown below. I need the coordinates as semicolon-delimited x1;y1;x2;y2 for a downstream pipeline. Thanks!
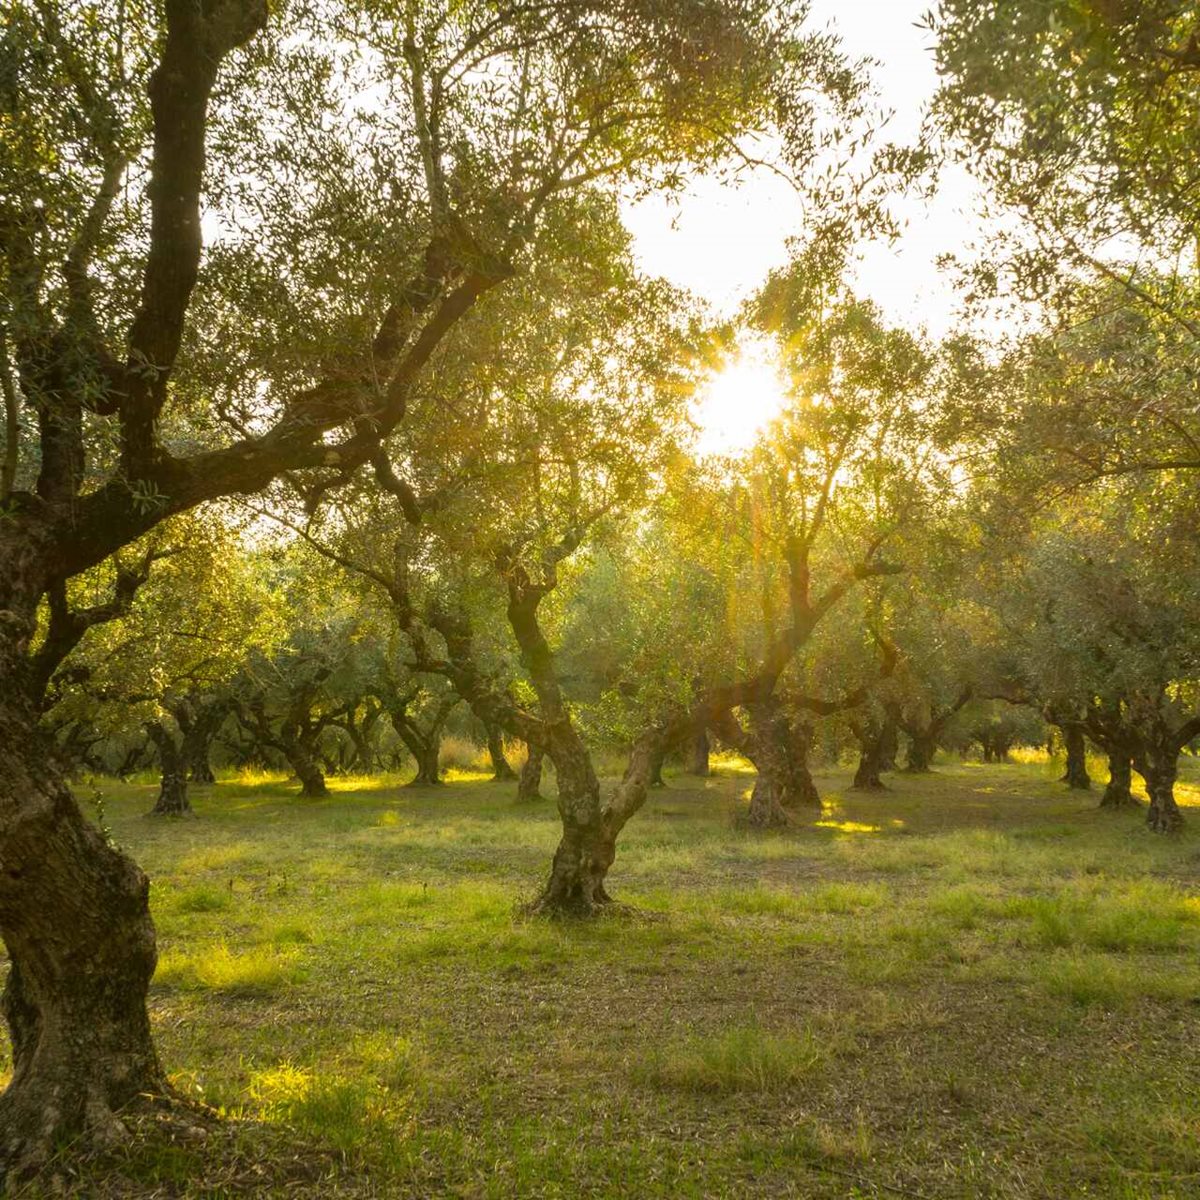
516;744;544;801
144;720;193;816
1100;750;1138;809
648;746;667;789
529;728;667;915
852;715;894;790
724;705;820;828
277;734;328;798
388;695;455;788
486;725;516;781
902;688;971;773
1060;724;1092;790
408;739;442;787
530;739;611;913
176;696;228;784
331;701;382;776
905;731;937;773
685;726;710;776
0;635;166;1176
1139;749;1183;833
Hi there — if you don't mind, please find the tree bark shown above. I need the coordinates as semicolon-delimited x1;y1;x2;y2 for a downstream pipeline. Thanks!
1140;748;1183;833
0;637;167;1175
1100;750;1138;809
529;727;668;915
144;720;192;817
487;724;516;781
389;698;453;787
178;697;227;784
685;726;710;776
852;715;893;790
648;746;666;788
531;732;610;912
905;731;937;773
1060;724;1091;790
408;738;442;787
284;737;329;798
736;705;820;828
517;744;544;801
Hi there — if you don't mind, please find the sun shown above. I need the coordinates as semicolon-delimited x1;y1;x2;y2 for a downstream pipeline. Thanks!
692;336;789;456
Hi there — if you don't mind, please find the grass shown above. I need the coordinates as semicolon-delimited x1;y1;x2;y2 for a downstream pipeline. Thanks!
5;756;1200;1197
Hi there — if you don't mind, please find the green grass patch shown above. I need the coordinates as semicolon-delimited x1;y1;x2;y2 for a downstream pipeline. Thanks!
71;757;1200;1198
635;1023;831;1093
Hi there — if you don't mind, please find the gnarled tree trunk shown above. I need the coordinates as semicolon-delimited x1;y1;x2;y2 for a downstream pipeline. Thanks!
852;715;894;791
1100;750;1137;809
175;696;228;785
517;744;544;801
648;746;666;789
388;696;455;788
530;727;668;915
685;725;710;776
0;636;167;1175
408;739;442;787
905;730;937;773
531;731;610;912
1139;748;1183;833
486;724;516;781
734;705;820;828
1060;724;1091;790
144;720;192;817
283;736;329;798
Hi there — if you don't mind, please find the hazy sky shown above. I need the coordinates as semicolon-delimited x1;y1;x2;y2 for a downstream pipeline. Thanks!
622;0;981;340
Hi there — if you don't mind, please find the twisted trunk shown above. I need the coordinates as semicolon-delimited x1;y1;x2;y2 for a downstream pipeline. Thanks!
648;746;667;789
852;715;894;791
517;744;544;801
724;705;820;829
0;627;166;1176
486;724;516;781
1139;747;1183;833
1100;750;1137;809
685;725;710;776
1060;724;1091;790
179;697;227;785
340;703;382;775
388;697;454;788
905;730;937;773
530;728;667;915
531;732;610;912
408;739;442;787
283;735;328;798
145;720;191;816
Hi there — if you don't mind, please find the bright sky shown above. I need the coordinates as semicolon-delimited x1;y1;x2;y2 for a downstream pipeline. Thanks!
622;1;986;453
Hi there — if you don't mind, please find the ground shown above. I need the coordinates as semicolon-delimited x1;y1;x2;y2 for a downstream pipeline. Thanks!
6;755;1200;1198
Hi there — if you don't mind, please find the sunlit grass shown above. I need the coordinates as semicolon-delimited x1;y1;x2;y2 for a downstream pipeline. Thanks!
634;1023;831;1093
59;758;1200;1197
155;943;305;995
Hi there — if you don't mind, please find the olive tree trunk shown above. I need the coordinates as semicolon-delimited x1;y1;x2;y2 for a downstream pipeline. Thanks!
487;724;516;781
905;730;937;773
685;726;710;776
852;715;894;791
516;744;544;801
1100;750;1138;809
1139;748;1183;833
144;720;192;816
0;641;166;1176
1060;724;1091;790
283;736;329;798
530;728;667;915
